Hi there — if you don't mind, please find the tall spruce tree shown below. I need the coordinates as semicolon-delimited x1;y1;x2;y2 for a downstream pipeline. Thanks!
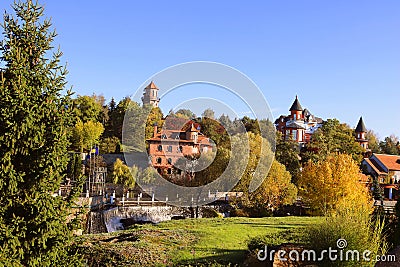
0;1;82;266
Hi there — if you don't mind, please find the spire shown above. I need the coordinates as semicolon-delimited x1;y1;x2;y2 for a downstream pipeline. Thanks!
355;117;367;133
289;95;303;111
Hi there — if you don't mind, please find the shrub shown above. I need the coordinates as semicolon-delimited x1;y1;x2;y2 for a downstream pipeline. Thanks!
304;205;387;267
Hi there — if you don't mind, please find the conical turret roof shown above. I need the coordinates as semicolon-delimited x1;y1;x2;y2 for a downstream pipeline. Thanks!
289;96;303;111
145;81;158;90
355;117;367;132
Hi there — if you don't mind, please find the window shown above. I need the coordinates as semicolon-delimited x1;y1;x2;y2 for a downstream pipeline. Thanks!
285;130;290;140
156;157;162;164
157;168;161;174
167;158;172;164
177;169;182;175
161;134;167;139
158;145;162;151
293;114;297;120
178;146;183;152
167;145;172;152
167;168;172;174
293;130;297;140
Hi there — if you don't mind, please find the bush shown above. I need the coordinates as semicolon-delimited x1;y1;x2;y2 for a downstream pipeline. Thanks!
201;208;222;218
304;206;387;267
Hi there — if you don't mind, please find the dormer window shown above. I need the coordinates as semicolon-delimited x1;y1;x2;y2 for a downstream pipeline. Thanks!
175;135;180;140
161;134;167;139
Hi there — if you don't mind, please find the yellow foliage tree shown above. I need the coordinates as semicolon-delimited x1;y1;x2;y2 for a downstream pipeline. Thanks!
234;132;297;211
72;120;104;152
249;160;298;211
112;158;138;194
298;153;372;215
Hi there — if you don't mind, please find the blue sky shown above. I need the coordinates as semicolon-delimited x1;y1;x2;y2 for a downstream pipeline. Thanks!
1;1;399;138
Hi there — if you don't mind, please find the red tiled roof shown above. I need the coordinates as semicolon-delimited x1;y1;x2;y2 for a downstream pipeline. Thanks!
374;154;400;171
145;81;158;90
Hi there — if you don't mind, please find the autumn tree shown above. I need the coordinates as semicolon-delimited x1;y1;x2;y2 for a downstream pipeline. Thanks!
0;1;82;265
234;132;296;212
175;108;196;119
248;160;297;212
145;106;164;140
112;158;138;195
298;154;372;215
71;120;104;152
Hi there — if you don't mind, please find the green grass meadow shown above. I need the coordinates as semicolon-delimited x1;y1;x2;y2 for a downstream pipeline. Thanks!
79;216;322;266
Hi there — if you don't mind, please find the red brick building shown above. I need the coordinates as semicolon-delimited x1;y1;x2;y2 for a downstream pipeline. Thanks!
275;96;323;146
147;122;213;175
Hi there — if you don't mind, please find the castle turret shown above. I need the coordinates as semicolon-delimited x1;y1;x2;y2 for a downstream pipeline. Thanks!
289;96;303;120
355;117;368;150
142;81;160;107
186;123;198;143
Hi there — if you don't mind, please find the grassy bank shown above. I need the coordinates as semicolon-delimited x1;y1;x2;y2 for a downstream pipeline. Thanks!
78;216;322;266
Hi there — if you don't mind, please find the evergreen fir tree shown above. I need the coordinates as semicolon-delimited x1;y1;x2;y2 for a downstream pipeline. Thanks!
0;1;83;265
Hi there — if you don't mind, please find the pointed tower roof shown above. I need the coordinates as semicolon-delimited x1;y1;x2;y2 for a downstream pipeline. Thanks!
145;81;158;90
289;95;303;111
186;123;199;132
355;117;367;132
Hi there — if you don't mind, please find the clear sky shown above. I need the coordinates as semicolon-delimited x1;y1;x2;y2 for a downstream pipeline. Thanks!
1;1;399;138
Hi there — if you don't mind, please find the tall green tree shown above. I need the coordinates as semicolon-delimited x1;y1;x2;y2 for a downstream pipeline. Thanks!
366;129;381;153
72;95;103;123
380;135;400;155
0;1;82;265
303;118;364;163
275;132;301;184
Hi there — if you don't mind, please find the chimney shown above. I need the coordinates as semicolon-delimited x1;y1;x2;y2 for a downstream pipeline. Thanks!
153;122;158;137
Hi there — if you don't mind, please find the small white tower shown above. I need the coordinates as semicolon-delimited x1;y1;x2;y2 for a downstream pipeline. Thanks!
141;81;160;107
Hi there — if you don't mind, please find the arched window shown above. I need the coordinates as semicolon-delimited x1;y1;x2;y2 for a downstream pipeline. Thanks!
158;145;162;151
156;157;162;164
167;145;172;152
167;158;172;164
167;168;172;174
